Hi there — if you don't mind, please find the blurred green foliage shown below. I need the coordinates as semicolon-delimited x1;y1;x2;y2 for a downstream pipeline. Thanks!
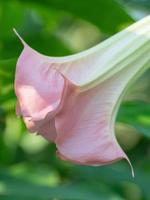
0;0;150;199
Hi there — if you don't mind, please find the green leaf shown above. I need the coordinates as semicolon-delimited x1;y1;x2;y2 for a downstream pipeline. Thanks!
33;0;134;34
0;59;16;88
74;164;150;200
0;58;16;72
118;101;150;138
0;168;124;200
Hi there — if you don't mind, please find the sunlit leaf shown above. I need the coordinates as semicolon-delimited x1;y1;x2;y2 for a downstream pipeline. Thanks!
33;0;134;33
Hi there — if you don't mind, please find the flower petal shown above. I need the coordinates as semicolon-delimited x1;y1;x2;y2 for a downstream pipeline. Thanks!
14;45;66;142
55;49;150;176
24;117;57;142
14;16;150;90
55;16;150;90
15;47;65;120
16;101;57;141
14;16;150;177
55;71;127;165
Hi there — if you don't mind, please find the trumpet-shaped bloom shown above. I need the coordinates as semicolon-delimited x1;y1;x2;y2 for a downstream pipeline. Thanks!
14;16;150;176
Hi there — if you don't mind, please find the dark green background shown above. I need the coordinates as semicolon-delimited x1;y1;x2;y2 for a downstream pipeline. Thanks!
0;0;150;199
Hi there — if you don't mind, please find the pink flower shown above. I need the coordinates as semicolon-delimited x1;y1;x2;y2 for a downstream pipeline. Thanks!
14;16;150;176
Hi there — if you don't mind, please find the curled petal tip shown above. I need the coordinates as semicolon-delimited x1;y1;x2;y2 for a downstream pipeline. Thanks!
13;28;27;47
125;156;135;178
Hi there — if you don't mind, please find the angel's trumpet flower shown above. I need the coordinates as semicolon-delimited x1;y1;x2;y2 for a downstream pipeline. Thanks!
14;16;150;177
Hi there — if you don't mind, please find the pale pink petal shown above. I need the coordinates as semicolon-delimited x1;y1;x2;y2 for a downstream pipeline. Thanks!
16;101;57;141
24;117;57;142
13;16;150;177
16;101;22;116
14;17;150;89
15;46;65;142
15;46;65;120
55;72;126;165
54;62;142;178
37;118;57;141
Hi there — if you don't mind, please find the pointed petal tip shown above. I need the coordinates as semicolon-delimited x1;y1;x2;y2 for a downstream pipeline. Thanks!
13;28;27;47
125;156;135;178
57;147;135;177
